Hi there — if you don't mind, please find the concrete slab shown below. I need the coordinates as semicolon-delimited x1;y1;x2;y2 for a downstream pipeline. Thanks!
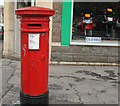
1;59;119;104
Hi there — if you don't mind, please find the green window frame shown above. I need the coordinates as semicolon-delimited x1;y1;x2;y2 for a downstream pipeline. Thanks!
61;1;72;45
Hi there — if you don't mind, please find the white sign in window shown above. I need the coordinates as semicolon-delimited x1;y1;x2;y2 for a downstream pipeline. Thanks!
85;37;101;42
29;34;40;49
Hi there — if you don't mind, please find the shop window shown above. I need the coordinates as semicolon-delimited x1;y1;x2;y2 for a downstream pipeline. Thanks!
72;2;120;45
17;1;31;9
61;1;120;46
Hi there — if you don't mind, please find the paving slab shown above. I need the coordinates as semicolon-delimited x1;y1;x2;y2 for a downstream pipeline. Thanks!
1;59;119;105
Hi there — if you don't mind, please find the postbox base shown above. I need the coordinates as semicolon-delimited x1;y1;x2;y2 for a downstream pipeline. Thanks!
20;91;49;105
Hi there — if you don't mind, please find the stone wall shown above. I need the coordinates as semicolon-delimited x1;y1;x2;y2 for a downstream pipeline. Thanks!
3;2;15;57
51;46;119;63
51;2;119;63
52;2;62;42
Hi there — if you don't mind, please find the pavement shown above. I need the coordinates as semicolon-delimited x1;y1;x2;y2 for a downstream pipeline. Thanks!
0;40;2;105
1;58;119;105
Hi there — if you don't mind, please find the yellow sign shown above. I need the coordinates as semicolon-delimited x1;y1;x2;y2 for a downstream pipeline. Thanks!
107;8;112;12
85;14;90;17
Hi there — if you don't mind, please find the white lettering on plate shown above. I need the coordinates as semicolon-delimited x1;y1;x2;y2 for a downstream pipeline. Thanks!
85;37;101;42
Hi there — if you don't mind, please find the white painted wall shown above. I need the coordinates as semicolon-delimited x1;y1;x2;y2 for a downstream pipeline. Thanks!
14;2;21;57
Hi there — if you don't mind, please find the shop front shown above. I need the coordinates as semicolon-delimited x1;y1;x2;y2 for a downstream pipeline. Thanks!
51;0;119;64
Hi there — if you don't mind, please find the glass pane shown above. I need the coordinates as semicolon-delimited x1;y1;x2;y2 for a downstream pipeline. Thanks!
72;2;120;42
17;2;31;9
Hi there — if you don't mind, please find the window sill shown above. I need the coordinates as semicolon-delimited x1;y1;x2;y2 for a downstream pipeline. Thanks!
71;40;120;46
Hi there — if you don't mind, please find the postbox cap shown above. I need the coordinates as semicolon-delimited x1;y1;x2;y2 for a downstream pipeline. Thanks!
15;6;55;16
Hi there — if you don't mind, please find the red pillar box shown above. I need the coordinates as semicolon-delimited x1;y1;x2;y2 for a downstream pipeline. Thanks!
15;7;55;104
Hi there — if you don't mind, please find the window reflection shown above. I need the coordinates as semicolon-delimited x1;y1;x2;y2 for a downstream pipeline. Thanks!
72;2;120;41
